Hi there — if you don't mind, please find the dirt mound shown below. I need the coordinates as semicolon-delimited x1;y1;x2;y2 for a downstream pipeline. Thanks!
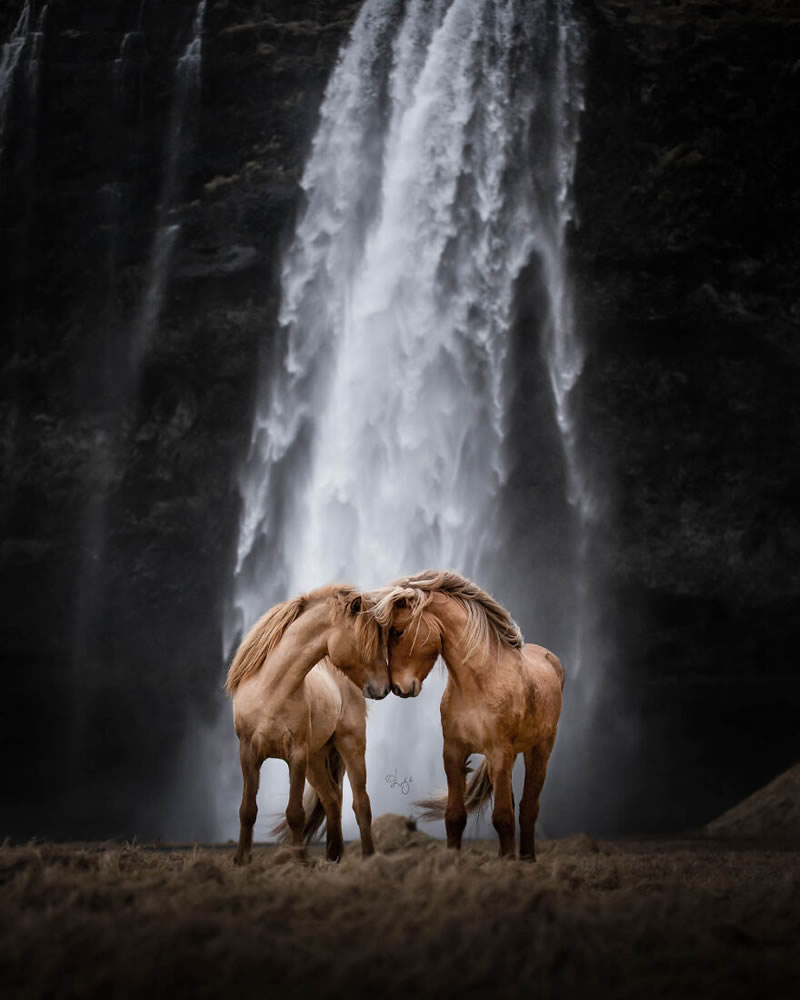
371;812;435;852
706;762;800;840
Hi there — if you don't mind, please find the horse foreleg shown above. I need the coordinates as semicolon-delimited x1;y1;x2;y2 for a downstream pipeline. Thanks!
520;742;552;862
442;741;469;850
338;735;375;857
234;740;261;866
285;748;309;861
487;748;516;859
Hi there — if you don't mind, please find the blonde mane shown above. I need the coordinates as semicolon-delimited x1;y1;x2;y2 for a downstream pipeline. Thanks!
225;584;383;695
373;569;523;661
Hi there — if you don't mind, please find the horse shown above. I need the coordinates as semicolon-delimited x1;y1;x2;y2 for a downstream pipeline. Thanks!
225;584;390;865
372;569;564;860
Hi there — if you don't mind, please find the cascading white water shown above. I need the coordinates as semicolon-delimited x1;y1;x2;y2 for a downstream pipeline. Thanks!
0;2;31;154
532;4;592;698
114;31;144;111
0;1;47;161
226;0;585;839
131;0;206;369
24;4;46;102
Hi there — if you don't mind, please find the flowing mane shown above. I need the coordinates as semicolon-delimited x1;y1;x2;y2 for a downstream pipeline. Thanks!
373;569;523;660
225;584;383;695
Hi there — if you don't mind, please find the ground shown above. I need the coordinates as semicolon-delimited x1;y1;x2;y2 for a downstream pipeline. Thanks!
1;831;797;999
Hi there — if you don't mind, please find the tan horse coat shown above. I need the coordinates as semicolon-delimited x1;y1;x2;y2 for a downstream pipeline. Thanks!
226;584;389;863
373;570;564;860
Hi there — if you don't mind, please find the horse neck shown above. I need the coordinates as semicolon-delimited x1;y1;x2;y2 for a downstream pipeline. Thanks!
262;599;332;693
433;595;488;691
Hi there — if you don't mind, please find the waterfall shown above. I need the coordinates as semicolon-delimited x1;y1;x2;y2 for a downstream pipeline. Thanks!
0;2;31;157
534;3;591;694
226;0;585;839
25;4;46;104
0;1;47;163
114;31;146;115
70;2;208;816
131;0;206;370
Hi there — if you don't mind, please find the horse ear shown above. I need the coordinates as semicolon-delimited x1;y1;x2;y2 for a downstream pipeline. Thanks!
349;595;362;615
394;595;408;609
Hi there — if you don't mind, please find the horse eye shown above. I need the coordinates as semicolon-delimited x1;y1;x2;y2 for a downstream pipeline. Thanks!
390;628;405;639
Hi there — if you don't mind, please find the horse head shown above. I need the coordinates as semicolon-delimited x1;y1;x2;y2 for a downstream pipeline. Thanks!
327;590;391;700
375;588;442;698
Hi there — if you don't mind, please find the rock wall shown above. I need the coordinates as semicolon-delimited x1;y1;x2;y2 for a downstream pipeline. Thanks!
0;0;797;839
572;0;800;830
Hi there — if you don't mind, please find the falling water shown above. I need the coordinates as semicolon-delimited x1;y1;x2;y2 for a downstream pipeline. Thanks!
1;1;47;162
130;0;206;369
70;2;208;817
0;1;31;156
534;4;591;693
226;0;585;839
114;31;145;114
25;4;46;103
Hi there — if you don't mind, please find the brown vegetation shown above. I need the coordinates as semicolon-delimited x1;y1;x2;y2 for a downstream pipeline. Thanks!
0;833;796;999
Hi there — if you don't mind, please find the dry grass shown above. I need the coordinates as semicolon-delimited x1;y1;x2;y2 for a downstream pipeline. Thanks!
0;834;797;999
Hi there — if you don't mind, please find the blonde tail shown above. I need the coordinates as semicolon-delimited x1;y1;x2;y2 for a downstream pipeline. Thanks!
415;759;493;822
271;744;344;845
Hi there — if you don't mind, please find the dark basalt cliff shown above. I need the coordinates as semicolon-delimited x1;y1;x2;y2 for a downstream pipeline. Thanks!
1;0;798;839
574;0;800;830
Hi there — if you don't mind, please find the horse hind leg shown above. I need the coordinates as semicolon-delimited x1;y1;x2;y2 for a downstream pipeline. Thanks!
519;742;552;862
306;744;345;862
234;739;261;866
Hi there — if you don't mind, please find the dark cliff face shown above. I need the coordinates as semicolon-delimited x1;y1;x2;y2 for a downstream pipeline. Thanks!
0;0;797;839
0;0;361;838
570;0;800;830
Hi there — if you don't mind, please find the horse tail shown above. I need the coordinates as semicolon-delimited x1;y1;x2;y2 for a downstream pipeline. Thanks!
415;758;494;822
225;594;306;695
271;743;345;845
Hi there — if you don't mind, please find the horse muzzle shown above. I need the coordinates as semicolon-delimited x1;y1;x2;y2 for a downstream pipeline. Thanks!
391;680;419;698
364;682;391;700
